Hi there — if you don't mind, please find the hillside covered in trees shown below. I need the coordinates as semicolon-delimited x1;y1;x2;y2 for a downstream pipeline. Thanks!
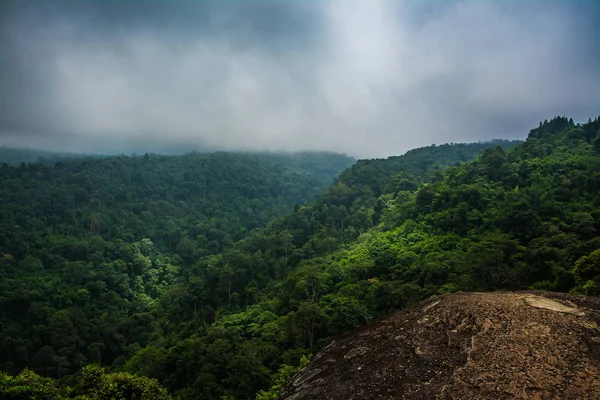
0;151;353;388
0;139;521;399
0;147;101;167
3;116;600;399
121;118;598;399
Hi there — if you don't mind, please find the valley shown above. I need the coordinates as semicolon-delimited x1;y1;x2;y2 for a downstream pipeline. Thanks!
1;117;600;399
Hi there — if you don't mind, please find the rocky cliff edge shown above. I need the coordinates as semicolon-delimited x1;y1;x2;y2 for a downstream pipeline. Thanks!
278;291;600;400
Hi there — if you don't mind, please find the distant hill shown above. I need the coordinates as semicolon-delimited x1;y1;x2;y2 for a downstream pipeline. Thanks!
0;146;101;166
0;150;354;379
5;116;600;400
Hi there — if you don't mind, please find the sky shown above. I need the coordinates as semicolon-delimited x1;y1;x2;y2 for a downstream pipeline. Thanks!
1;0;598;158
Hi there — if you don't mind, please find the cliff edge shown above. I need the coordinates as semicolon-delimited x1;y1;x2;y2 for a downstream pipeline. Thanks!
278;291;600;400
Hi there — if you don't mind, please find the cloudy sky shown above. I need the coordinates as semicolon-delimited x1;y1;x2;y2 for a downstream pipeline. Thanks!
1;0;598;158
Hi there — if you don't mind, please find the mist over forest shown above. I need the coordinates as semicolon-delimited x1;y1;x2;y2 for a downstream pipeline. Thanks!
1;0;599;399
1;0;598;157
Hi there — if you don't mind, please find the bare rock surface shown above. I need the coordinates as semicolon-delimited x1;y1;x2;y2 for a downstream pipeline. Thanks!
278;291;600;400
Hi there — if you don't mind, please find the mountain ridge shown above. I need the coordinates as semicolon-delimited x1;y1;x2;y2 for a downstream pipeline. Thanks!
1;118;599;399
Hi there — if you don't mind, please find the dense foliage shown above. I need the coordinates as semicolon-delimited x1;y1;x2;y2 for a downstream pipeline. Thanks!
0;151;353;382
119;118;600;399
0;365;171;399
119;140;523;398
5;116;600;400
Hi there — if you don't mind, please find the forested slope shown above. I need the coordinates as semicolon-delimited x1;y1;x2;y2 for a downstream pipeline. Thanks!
0;146;100;166
119;140;523;399
120;118;600;400
0;151;353;380
5;116;600;400
0;151;354;257
0;139;514;399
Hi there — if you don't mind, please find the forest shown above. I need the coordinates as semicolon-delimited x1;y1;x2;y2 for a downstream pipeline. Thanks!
1;117;600;399
0;147;100;167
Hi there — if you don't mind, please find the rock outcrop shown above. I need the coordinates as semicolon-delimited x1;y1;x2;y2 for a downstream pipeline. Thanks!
278;291;600;400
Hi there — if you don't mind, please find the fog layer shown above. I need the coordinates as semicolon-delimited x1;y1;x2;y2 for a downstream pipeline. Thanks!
1;0;598;157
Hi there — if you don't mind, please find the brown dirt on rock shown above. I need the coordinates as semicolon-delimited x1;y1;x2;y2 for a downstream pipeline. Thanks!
277;291;600;400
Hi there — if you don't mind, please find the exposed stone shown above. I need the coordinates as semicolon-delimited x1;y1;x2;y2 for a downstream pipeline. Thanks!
422;300;440;311
524;295;585;316
344;346;369;360
278;291;600;400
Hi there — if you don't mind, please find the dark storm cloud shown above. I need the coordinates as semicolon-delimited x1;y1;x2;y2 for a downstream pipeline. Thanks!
1;0;598;157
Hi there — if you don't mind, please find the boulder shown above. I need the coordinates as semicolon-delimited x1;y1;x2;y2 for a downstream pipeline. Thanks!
278;291;600;400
